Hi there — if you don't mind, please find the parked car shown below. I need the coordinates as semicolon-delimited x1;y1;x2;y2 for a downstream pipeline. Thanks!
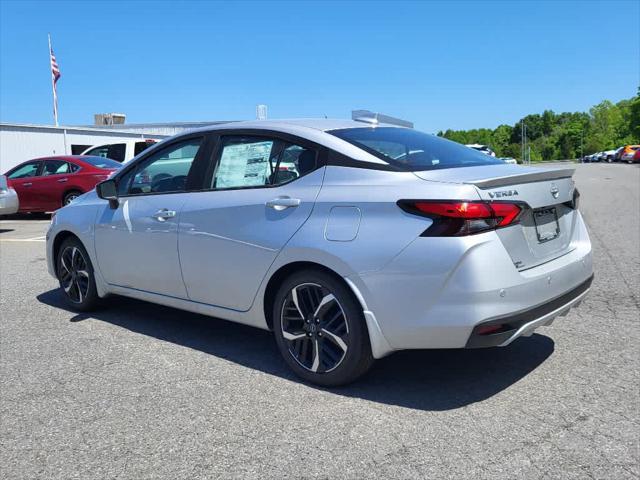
620;145;640;164
500;157;518;165
0;174;19;215
632;148;640;164
81;139;158;163
614;146;625;161
604;148;619;162
466;144;496;157
46;119;593;386
4;155;121;213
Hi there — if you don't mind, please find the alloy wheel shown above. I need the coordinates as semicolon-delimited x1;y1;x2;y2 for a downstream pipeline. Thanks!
280;283;349;373
59;246;90;304
64;194;79;205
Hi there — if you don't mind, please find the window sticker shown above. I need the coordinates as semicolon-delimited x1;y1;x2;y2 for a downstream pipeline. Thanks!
215;141;273;188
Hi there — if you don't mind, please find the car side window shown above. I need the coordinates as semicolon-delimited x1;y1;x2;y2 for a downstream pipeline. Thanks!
119;138;203;196
85;146;110;158
275;144;317;185
7;161;41;179
107;144;126;162
211;136;316;189
42;160;70;175
134;141;155;156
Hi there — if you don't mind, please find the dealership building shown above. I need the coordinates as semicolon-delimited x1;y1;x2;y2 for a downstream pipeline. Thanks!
0;110;411;173
0;119;232;172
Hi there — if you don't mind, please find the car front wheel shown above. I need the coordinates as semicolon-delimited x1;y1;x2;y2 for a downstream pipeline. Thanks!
273;270;374;386
56;237;100;311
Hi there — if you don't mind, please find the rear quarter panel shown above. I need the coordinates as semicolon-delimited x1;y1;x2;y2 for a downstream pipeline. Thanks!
289;166;482;276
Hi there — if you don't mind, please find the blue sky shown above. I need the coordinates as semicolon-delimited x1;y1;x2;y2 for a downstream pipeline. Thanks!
0;0;638;132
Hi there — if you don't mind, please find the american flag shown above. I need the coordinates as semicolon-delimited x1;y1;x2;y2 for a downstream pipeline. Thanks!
48;34;60;125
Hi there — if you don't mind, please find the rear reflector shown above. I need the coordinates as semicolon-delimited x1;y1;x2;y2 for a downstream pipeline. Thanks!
398;200;523;236
476;324;505;335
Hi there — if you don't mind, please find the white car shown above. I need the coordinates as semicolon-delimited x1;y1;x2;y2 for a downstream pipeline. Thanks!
603;150;617;163
47;119;593;386
0;175;19;215
466;144;496;157
501;157;518;165
81;139;158;163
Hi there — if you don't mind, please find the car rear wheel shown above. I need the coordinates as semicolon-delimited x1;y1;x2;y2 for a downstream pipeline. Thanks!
63;191;82;206
56;237;100;311
273;270;374;386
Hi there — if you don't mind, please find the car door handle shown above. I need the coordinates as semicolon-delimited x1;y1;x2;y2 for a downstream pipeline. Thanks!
21;182;32;187
152;209;177;221
57;178;68;183
266;197;301;210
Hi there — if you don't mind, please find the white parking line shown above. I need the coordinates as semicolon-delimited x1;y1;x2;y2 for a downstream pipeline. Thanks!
0;237;46;242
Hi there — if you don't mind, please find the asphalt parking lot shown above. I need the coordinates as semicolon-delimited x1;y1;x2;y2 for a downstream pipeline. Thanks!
1;163;638;479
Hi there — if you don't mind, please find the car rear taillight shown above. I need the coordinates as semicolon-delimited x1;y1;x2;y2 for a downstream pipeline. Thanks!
398;200;523;236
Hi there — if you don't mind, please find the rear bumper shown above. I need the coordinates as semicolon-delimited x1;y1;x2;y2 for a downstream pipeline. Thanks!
354;211;593;351
466;275;593;348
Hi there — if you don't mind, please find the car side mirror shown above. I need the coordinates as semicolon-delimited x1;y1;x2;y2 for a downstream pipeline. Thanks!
96;179;119;209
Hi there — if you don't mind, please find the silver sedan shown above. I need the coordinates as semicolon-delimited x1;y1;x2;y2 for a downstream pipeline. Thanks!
0;175;19;215
46;119;593;385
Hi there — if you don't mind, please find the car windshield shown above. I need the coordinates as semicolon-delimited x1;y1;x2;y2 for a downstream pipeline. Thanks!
81;156;122;169
330;127;504;171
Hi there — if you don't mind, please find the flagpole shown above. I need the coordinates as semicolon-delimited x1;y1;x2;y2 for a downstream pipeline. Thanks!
48;33;58;127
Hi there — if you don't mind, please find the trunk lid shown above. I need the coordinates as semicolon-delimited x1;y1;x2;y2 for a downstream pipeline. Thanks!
413;165;578;270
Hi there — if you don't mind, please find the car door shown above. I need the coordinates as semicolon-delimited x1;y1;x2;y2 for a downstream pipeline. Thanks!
178;133;324;311
6;160;43;211
94;135;208;298
35;159;73;210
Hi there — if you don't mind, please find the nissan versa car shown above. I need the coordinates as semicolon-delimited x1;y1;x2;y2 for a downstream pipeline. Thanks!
46;119;593;386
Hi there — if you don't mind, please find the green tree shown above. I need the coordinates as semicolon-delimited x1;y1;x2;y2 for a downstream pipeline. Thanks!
437;91;639;161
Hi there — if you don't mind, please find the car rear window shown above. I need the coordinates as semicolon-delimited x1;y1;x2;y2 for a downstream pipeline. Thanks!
81;156;122;169
330;127;503;171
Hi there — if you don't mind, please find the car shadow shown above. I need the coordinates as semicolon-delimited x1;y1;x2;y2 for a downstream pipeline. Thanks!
1;213;51;220
37;289;555;411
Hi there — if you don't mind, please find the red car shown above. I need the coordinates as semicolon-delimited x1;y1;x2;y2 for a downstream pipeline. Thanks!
4;155;120;213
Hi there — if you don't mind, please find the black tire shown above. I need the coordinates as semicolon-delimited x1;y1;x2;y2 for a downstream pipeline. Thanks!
273;269;374;386
56;237;100;311
63;190;82;207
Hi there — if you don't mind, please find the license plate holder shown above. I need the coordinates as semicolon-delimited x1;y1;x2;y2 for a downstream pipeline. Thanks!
533;207;560;243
